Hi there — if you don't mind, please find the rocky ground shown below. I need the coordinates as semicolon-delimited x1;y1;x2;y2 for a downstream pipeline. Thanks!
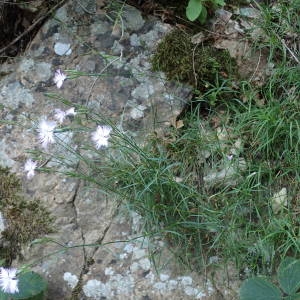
0;0;271;298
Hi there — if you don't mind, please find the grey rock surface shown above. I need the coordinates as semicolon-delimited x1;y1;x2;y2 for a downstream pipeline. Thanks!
0;0;241;299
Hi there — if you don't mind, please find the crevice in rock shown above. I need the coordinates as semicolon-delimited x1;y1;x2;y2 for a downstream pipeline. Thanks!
69;196;121;299
68;174;88;300
69;179;81;230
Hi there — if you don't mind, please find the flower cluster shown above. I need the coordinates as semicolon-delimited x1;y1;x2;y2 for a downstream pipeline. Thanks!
0;267;19;294
23;70;113;180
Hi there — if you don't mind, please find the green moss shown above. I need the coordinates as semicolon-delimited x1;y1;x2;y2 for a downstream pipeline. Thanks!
0;167;54;265
151;29;236;91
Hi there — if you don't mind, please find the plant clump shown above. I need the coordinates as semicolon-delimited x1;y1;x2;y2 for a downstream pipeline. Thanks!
0;167;54;265
151;29;236;91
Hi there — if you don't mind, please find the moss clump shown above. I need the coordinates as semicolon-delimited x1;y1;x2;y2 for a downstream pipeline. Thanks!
0;167;54;265
151;29;236;91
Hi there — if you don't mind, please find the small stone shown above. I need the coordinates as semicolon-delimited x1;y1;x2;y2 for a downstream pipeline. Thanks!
203;157;247;185
90;22;110;36
54;42;72;56
130;34;141;47
54;6;68;22
35;62;52;81
0;212;5;233
230;138;243;156
145;271;155;283
122;6;145;32
112;40;124;56
167;280;178;290
139;258;151;271
265;62;275;76
175;177;184;183
239;7;260;19
153;282;167;291
130;105;147;120
215;9;232;23
124;243;134;253
185;286;199;296
132;248;146;260
271;187;287;214
159;274;170;282
105;267;114;276
208;256;220;264
130;262;140;272
179;276;193;286
196;290;207;299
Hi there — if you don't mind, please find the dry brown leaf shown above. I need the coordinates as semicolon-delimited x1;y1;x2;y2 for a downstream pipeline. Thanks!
191;32;209;44
175;120;184;129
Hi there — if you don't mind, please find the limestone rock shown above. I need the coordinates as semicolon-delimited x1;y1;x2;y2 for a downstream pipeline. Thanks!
0;1;241;299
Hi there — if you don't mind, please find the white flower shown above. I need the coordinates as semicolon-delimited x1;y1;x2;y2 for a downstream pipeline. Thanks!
0;267;19;294
54;108;67;124
53;69;66;89
65;107;76;116
91;125;112;149
38;119;57;149
54;107;76;124
24;159;37;179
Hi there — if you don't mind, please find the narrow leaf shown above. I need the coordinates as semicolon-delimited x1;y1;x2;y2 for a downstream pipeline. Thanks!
284;294;300;300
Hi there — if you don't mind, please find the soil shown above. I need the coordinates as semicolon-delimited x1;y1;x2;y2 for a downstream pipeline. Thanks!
0;0;65;62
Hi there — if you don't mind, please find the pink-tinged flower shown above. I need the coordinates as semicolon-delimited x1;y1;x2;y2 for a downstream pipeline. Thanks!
54;108;67;124
54;107;76;124
91;125;112;149
65;107;76;116
227;154;234;160
53;69;66;89
0;267;19;294
38;119;57;148
24;159;37;179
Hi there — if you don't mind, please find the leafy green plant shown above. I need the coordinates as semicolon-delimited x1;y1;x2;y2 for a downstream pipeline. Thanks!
186;0;225;24
240;257;300;300
0;270;47;300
